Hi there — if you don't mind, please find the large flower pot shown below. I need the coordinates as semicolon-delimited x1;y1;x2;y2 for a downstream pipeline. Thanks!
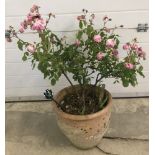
53;85;112;149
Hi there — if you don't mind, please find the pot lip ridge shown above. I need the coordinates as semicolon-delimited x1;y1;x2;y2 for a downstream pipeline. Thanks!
53;85;112;121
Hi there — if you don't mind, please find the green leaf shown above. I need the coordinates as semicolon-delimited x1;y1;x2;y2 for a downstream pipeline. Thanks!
122;79;129;87
17;40;24;51
22;54;27;61
87;25;93;35
137;66;145;77
79;21;83;29
25;52;29;56
115;38;120;48
130;80;136;87
32;63;36;70
51;79;56;85
139;66;143;72
138;71;145;78
57;70;62;77
44;73;48;79
77;31;83;40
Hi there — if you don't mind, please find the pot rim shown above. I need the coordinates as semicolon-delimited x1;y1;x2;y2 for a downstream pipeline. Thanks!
53;85;112;121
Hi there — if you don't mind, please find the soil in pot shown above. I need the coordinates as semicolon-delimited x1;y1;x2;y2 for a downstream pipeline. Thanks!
57;86;109;115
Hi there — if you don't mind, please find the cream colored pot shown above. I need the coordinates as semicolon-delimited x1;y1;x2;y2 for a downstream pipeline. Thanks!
53;85;112;149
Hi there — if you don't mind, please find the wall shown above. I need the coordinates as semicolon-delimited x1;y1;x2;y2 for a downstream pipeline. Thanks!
5;0;149;100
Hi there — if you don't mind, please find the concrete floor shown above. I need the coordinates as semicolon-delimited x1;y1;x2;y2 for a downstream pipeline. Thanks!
6;98;149;155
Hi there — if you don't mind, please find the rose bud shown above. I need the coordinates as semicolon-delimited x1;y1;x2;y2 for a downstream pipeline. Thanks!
112;49;119;58
123;44;130;50
93;35;102;43
124;63;134;69
27;44;36;53
75;40;81;46
31;18;46;31
19;26;24;33
106;39;116;48
103;15;108;21
131;44;138;50
97;52;104;61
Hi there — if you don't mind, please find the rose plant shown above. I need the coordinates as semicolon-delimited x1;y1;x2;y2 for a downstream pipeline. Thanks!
6;5;146;149
6;5;146;114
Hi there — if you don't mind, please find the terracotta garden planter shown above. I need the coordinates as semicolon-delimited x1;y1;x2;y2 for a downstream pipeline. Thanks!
53;85;112;149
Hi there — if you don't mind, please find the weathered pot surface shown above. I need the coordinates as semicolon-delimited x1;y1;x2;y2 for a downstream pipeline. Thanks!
53;85;112;149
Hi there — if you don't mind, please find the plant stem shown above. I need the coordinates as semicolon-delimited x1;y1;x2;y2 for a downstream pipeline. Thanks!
94;73;102;86
61;70;80;98
45;13;52;29
85;70;95;77
62;70;74;87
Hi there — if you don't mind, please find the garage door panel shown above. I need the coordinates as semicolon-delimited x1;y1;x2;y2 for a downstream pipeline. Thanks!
6;0;148;17
5;62;41;76
5;75;51;88
5;1;149;99
5;80;148;98
6;69;148;89
5;11;148;50
6;11;148;30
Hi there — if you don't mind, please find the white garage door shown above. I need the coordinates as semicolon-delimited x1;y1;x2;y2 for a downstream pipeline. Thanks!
5;0;149;101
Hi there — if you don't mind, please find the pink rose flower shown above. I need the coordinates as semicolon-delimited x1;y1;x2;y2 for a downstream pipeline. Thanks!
20;21;27;29
75;40;80;46
106;39;116;48
136;47;142;55
142;52;146;60
20;22;24;27
124;63;134;69
138;51;146;59
77;15;85;21
112;49;119;58
93;35;102;43
31;19;45;31
27;14;33;22
103;15;109;21
29;12;40;18
30;5;39;12
19;26;24;33
123;44;130;50
131;44;138;50
97;52;104;61
27;44;36;53
137;47;142;52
